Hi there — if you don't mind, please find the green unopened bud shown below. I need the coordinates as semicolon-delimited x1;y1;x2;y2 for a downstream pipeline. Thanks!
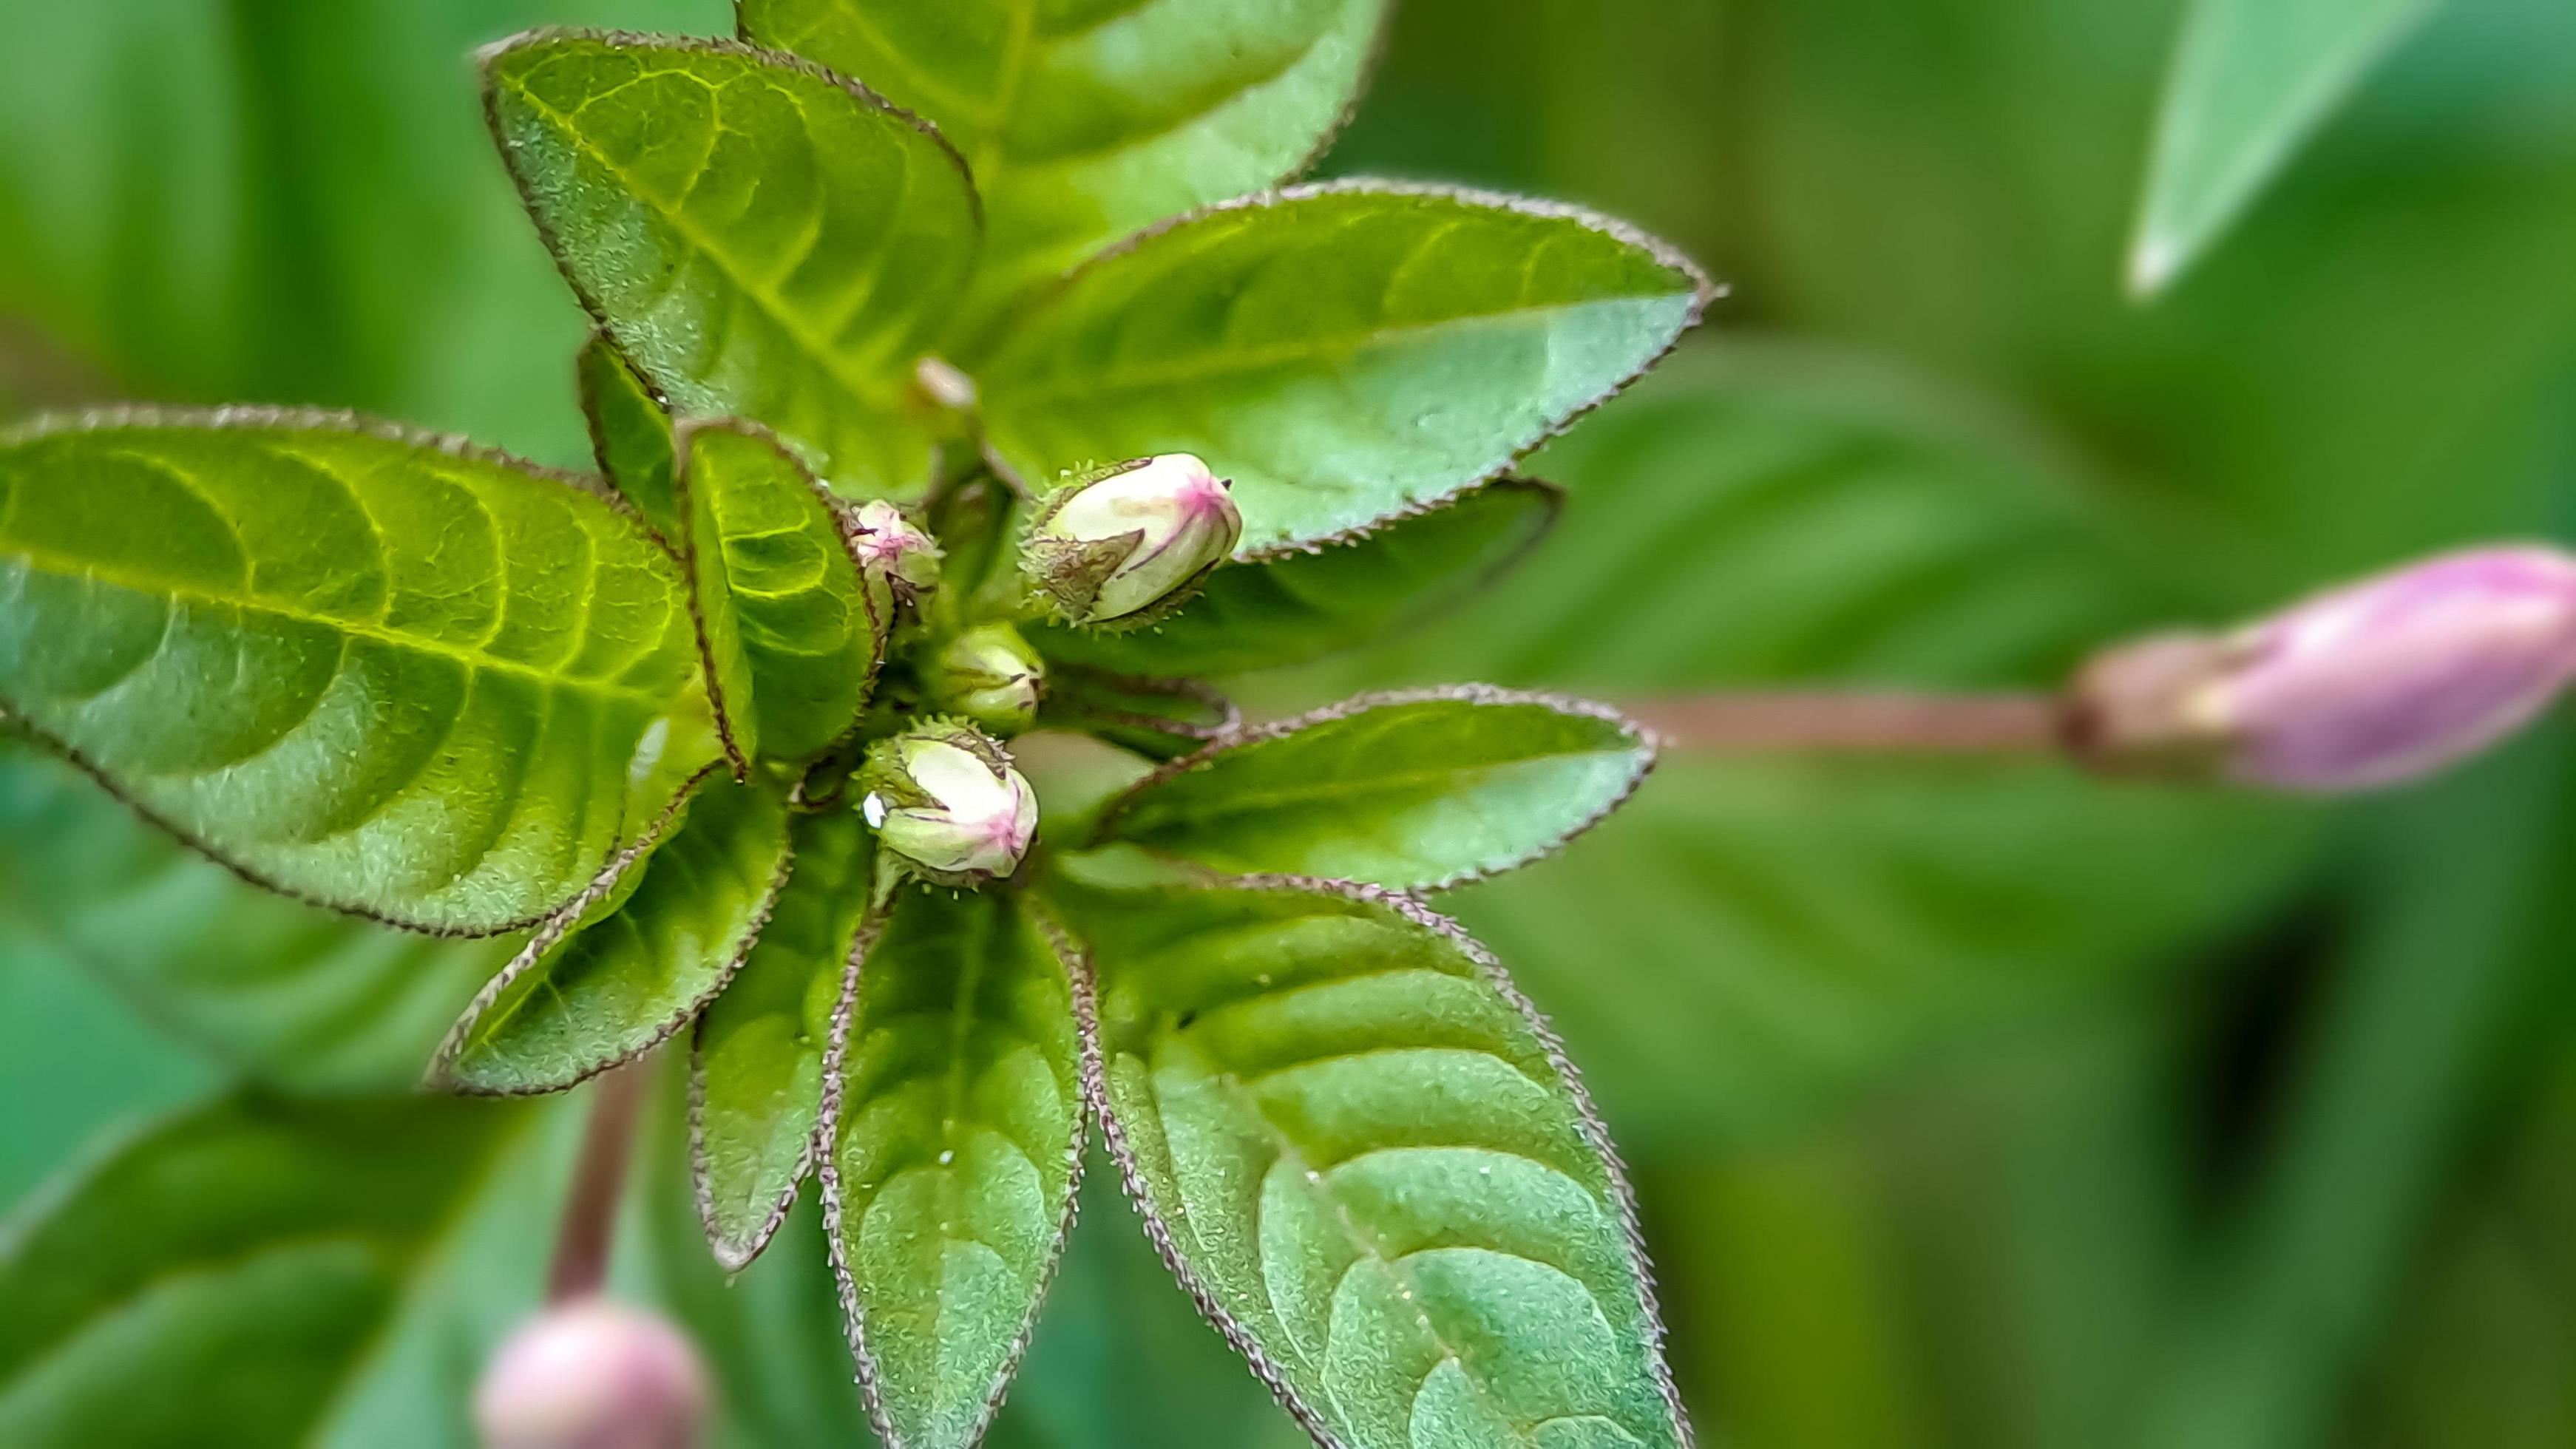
1025;453;1241;625
856;722;1037;886
844;500;943;600
923;622;1044;734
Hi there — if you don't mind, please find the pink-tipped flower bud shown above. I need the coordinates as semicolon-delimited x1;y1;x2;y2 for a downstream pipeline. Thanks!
473;1300;708;1449
1025;454;1242;625
923;622;1045;736
2070;545;2576;791
844;500;943;601
856;720;1037;885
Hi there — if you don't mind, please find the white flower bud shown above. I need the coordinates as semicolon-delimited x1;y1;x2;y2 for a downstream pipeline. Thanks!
844;500;943;600
473;1300;708;1449
2070;545;2576;792
923;622;1044;735
856;721;1037;885
1025;453;1242;625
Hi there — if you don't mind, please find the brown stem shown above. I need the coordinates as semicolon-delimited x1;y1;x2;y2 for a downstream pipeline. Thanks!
1621;690;2071;757
546;1062;649;1303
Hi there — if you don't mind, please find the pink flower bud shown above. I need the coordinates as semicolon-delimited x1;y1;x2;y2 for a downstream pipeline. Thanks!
2071;546;2576;791
843;500;943;600
855;720;1038;886
474;1299;708;1449
1025;454;1242;625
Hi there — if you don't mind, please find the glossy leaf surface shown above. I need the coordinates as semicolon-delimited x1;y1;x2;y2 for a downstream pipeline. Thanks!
485;32;980;500
825;887;1085;1449
1056;869;1688;1449
1099;688;1650;891
0;410;708;936
435;776;794;1094
739;0;1387;320
675;420;889;765
981;183;1710;552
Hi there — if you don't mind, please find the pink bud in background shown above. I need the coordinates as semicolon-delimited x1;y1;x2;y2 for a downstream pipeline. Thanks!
475;1299;708;1449
2070;546;2576;792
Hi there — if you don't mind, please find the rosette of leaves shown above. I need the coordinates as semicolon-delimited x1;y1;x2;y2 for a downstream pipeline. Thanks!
0;7;1715;1448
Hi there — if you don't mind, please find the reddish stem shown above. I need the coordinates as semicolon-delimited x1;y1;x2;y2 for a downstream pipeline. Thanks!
546;1062;649;1303
1621;690;2071;757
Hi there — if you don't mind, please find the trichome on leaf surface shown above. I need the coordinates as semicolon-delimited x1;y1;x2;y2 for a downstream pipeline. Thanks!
0;6;1714;1448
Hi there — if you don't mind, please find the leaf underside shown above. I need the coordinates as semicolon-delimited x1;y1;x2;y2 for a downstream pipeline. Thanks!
0;410;711;937
437;775;794;1095
826;886;1086;1449
1052;869;1689;1449
692;809;878;1269
1099;689;1652;892
739;0;1389;329
1033;478;1559;679
485;31;980;502
980;183;1711;553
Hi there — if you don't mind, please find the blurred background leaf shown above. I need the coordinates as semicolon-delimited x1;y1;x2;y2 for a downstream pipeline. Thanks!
2129;0;2444;296
4;0;2576;1445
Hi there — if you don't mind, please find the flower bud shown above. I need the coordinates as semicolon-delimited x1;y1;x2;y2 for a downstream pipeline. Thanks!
473;1299;708;1449
923;622;1045;735
2070;546;2576;791
844;500;943;601
856;721;1037;885
1025;453;1241;625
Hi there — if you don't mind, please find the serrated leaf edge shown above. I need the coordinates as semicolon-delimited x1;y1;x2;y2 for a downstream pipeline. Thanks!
1090;684;1658;893
814;888;1093;1449
1071;871;1694;1449
426;768;796;1097
0;404;704;940
980;180;1717;557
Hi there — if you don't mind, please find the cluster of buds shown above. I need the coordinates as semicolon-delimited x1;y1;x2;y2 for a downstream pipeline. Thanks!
2070;545;2576;792
475;1300;708;1449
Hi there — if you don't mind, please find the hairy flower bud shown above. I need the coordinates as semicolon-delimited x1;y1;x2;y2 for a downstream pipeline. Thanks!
844;500;943;600
1025;453;1241;625
2070;546;2576;791
923;622;1045;735
856;721;1037;884
473;1300;708;1449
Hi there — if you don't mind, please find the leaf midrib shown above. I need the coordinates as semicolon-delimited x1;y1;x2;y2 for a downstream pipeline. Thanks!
995;292;1687;407
505;72;911;421
1123;741;1634;831
0;539;683;712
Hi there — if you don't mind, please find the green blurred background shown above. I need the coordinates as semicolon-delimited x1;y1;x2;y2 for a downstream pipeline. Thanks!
4;0;2574;1445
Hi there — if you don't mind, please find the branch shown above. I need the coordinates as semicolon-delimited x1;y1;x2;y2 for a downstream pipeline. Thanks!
1621;690;2070;758
547;1061;650;1303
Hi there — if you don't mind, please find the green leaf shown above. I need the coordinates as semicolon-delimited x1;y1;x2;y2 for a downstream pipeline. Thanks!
1051;868;1689;1449
1306;342;2316;1146
692;810;879;1271
980;183;1712;553
483;30;982;502
1040;669;1241;763
0;1093;528;1445
0;408;713;937
580;331;681;541
1097;688;1650;892
675;419;892;767
739;0;1389;325
0;742;509;1095
824;886;1085;1449
434;775;794;1095
1034;479;1557;678
2129;0;2443;295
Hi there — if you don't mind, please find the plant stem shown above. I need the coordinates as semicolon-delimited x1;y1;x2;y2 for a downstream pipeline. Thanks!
1621;690;2070;757
547;1062;649;1303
